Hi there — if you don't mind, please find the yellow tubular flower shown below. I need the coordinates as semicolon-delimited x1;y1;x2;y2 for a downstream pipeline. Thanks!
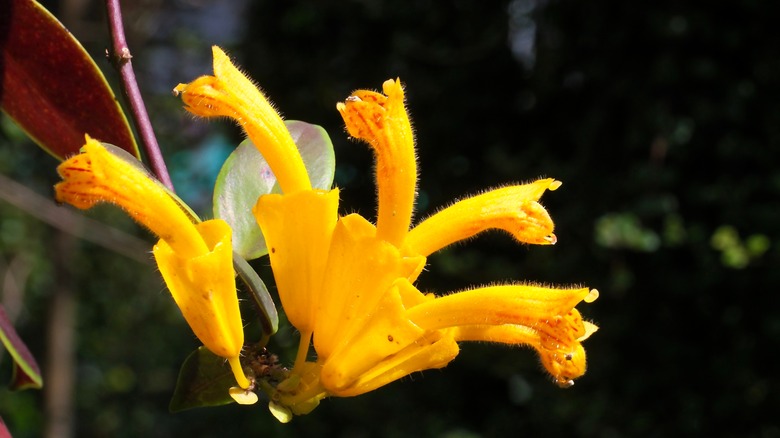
253;189;340;362
404;179;561;257
55;136;250;390
336;79;417;247
174;46;311;194
177;47;596;421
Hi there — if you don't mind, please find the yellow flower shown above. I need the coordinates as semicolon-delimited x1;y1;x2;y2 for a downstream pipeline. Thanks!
176;47;597;422
55;136;251;391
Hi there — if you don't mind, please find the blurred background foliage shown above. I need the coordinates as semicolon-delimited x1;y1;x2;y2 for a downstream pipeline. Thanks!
1;0;779;436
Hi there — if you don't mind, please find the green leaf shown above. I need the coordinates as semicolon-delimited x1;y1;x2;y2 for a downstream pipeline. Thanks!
274;120;337;194
0;304;42;390
0;0;138;159
233;253;278;338
169;347;236;412
213;120;335;260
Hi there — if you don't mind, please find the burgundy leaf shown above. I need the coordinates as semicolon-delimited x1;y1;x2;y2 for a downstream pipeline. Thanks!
0;0;138;159
0;304;42;390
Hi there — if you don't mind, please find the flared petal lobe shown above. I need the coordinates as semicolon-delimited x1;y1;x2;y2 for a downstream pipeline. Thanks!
153;220;245;382
253;189;340;334
407;285;597;387
319;278;459;397
313;214;426;360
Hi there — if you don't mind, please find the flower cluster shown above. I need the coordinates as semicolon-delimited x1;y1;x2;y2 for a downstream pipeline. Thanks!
174;47;597;421
55;46;597;422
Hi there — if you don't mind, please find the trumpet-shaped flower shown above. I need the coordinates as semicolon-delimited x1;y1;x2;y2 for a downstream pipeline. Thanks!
55;136;251;390
176;47;597;422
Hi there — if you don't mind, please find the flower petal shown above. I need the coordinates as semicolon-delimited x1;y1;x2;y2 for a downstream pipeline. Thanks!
336;79;417;247
253;189;340;334
406;284;590;330
174;46;311;194
314;214;426;359
453;318;594;387
405;179;560;256
55;136;207;256
410;285;597;387
321;280;458;397
153;219;249;388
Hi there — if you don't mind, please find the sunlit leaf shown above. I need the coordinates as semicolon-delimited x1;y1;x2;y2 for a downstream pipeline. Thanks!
0;305;42;390
0;0;138;159
213;120;335;260
273;121;336;193
169;347;236;412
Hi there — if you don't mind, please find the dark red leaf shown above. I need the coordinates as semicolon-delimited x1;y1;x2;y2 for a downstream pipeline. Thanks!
0;304;42;390
0;0;138;160
0;416;11;438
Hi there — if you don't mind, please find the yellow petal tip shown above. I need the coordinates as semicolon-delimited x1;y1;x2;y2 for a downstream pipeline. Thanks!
579;321;599;342
549;179;563;191
269;401;293;423
229;386;258;405
584;288;599;303
382;78;398;94
172;83;186;96
557;379;575;388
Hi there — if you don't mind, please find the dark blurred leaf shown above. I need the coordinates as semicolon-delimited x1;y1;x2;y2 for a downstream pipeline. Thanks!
0;305;42;390
169;347;236;412
0;0;138;159
213;120;335;260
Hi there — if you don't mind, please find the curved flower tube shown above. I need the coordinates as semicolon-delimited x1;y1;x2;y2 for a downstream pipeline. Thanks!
55;136;251;391
175;48;597;422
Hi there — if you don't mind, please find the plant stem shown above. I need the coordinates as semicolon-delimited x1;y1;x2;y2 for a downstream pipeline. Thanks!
104;0;174;191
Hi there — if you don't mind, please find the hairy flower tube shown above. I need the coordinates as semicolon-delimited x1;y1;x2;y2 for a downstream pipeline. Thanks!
55;136;251;390
176;47;598;422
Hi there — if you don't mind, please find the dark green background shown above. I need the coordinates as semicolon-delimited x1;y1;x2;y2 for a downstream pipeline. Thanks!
1;0;778;436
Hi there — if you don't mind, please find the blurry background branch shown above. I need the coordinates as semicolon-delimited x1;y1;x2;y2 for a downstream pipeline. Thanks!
0;172;150;264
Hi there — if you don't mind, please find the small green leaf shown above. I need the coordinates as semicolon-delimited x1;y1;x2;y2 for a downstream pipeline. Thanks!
213;120;335;260
169;347;237;412
233;253;278;338
0;304;42;390
212;139;275;260
275;121;336;193
0;0;138;159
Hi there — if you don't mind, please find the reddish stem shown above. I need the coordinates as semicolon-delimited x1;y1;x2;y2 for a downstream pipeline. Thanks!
104;0;174;191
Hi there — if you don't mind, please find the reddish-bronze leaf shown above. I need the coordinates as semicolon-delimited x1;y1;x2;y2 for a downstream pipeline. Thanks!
0;0;138;160
0;304;42;391
0;416;11;438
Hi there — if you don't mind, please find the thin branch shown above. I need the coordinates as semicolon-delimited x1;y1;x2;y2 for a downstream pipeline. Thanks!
104;0;174;191
0;173;151;264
